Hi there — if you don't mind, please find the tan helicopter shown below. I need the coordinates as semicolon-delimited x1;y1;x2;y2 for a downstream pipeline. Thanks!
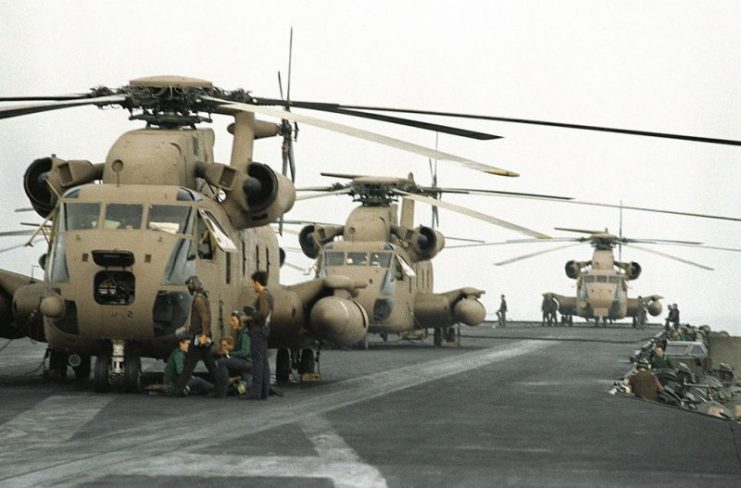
290;172;569;347
491;227;740;326
0;75;521;391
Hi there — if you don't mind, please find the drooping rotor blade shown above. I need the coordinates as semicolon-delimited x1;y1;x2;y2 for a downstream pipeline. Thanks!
625;238;702;246
0;236;45;254
445;236;485;244
282;261;309;273
395;190;550;239
0;94;88;101
447;237;581;249
0;229;36;238
314;105;741;147
421;186;572;201
250;98;503;141
495;243;583;266
0;94;127;120
205;97;518;177
626;244;714;271
555;227;606;235
295;187;353;201
14;208;34;213
559;200;741;223
271;226;300;236
281;219;339;227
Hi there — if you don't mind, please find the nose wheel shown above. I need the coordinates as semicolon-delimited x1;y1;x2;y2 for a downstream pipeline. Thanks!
93;341;142;393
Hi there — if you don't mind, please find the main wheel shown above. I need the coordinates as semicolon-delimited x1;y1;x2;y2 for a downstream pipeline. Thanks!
124;354;142;393
93;353;111;393
276;348;291;383
46;349;68;379
74;355;91;380
433;328;442;347
298;349;315;375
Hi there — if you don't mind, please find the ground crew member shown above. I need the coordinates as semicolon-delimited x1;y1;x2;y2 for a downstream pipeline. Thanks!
217;310;253;395
650;345;675;370
245;271;273;400
635;296;648;329
671;303;681;329
664;304;674;330
497;294;507;328
162;338;214;396
176;276;227;398
627;358;663;401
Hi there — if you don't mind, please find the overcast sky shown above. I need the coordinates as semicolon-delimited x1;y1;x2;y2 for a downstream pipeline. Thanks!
2;1;740;333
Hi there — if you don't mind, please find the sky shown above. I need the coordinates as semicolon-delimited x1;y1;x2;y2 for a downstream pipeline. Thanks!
1;1;740;333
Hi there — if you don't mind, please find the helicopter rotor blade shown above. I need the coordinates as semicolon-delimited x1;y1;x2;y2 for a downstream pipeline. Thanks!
447;237;581;249
250;98;503;141
206;97;519;177
312;105;741;147
395;190;550;239
556;200;741;223
421;186;572;201
0;236;45;254
0;94;126;120
295;187;353;201
626;244;714;271
0;229;36;238
494;243;583;266
555;227;606;235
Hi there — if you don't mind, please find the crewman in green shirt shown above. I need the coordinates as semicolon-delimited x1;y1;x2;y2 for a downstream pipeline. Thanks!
163;338;214;396
216;311;254;395
651;345;676;370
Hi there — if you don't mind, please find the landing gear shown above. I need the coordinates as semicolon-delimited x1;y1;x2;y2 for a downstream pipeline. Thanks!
298;348;315;375
72;354;91;380
93;352;111;393
276;348;291;383
433;327;442;347
380;332;388;342
124;354;142;393
92;340;141;393
44;348;68;379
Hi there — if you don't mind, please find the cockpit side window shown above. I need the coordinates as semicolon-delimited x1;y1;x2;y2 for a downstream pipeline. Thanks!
197;215;214;260
62;202;100;231
347;252;368;266
104;204;143;230
369;252;391;267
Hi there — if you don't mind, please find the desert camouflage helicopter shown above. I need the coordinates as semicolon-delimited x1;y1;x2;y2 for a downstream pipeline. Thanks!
289;171;573;347
489;227;741;326
0;75;518;391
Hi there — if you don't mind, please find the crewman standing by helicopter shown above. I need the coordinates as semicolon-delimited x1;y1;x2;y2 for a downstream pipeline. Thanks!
245;271;274;400
497;294;508;328
176;276;227;398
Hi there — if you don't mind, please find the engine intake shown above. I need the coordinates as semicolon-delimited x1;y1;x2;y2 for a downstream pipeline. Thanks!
400;226;445;262
220;162;296;229
299;225;321;259
565;260;581;279
623;261;642;280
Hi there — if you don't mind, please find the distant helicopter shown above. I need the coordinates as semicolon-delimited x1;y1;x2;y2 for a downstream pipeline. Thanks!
290;172;570;347
0;75;515;391
490;227;740;326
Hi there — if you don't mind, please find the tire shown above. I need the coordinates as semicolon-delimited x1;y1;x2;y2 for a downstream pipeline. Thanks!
124;354;142;393
93;353;111;393
74;355;91;381
298;349;314;375
433;328;442;347
276;348;291;383
47;349;68;379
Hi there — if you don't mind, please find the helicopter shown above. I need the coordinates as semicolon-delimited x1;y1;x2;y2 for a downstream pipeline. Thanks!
488;227;741;326
0;75;520;391
289;171;573;347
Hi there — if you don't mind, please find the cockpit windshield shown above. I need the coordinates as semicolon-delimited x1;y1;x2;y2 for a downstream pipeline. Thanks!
369;252;392;267
148;205;192;234
104;204;143;230
62;202;100;231
346;252;368;266
325;251;344;267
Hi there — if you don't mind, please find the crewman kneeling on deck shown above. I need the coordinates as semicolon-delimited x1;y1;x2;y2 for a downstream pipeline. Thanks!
626;358;663;401
163;338;215;396
651;345;675;370
217;311;253;396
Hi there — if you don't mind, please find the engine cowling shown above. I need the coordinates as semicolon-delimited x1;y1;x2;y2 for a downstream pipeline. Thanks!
309;296;368;346
24;157;103;217
454;297;486;326
299;225;321;259
407;226;445;262
624;261;642;280
221;162;296;229
565;260;581;279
